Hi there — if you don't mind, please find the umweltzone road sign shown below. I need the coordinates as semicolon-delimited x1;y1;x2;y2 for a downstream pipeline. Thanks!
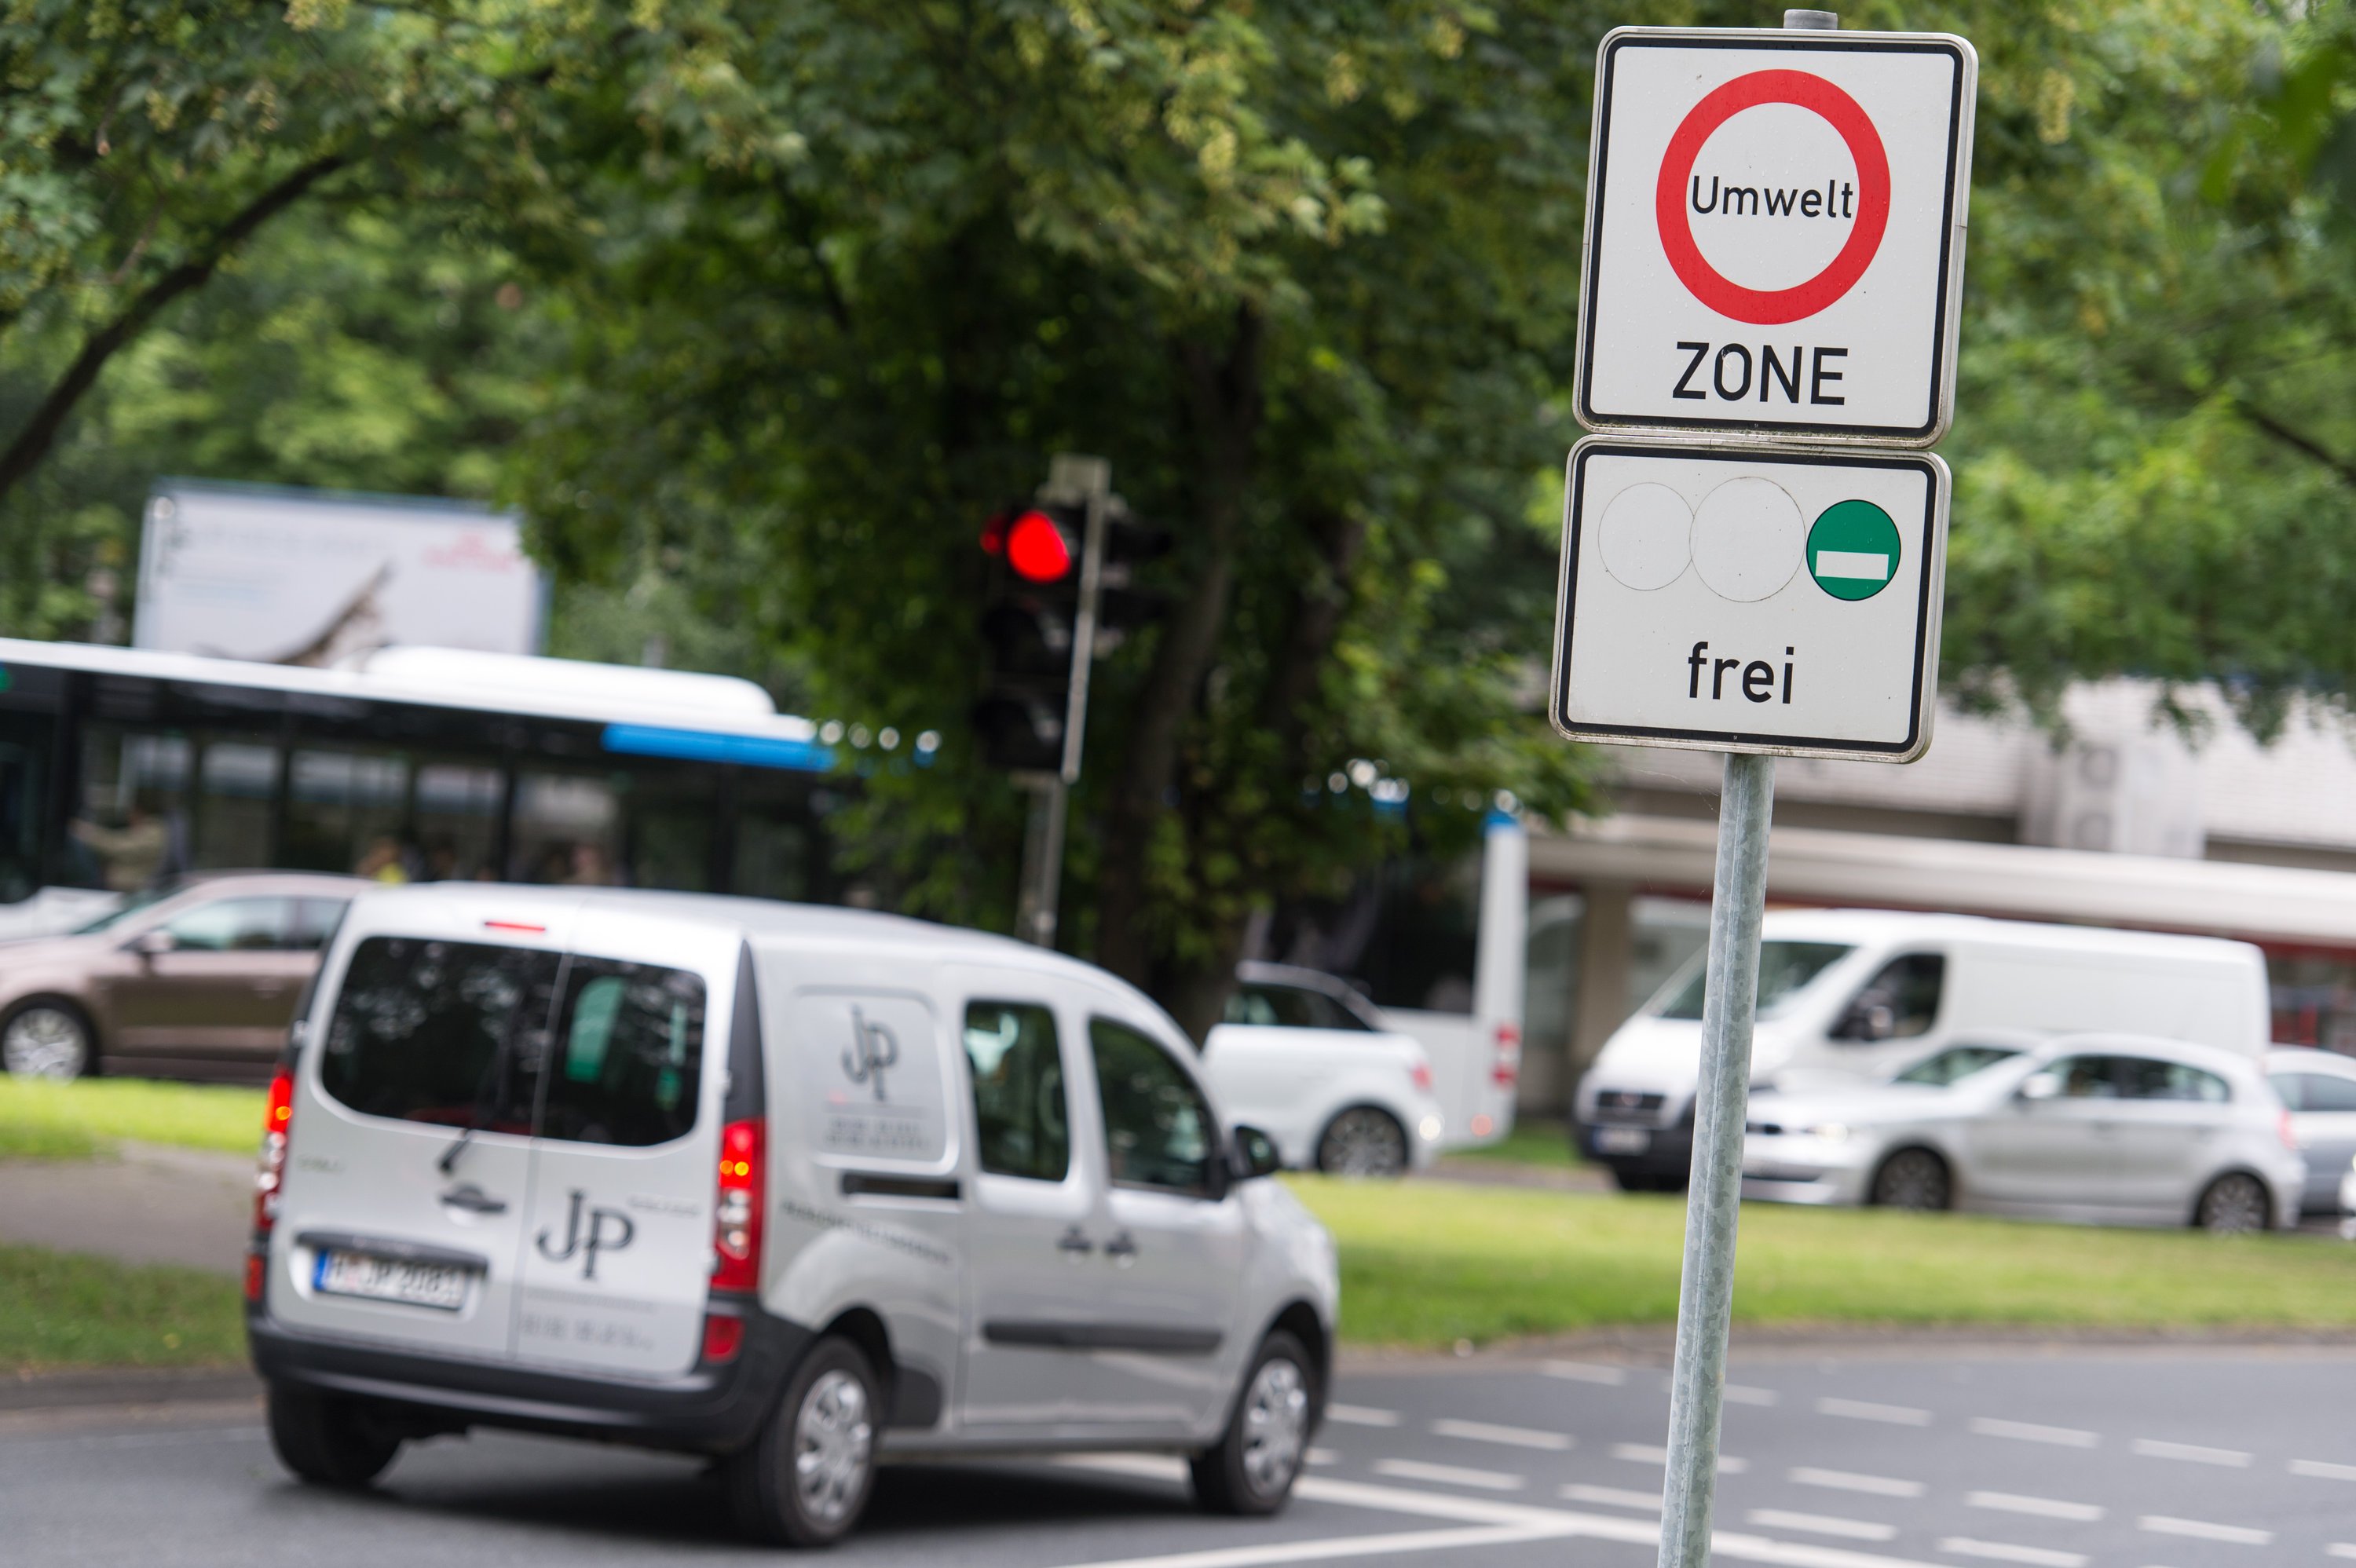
1549;437;1949;762
1575;28;1977;446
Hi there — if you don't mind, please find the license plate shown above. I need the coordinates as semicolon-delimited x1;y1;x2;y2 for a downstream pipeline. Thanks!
1595;1127;1651;1156
315;1249;471;1311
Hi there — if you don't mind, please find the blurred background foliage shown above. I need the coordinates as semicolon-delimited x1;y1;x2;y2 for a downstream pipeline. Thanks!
2;1;2354;1018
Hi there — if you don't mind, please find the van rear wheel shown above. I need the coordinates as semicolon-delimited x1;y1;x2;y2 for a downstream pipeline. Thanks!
726;1336;880;1548
266;1384;401;1489
1192;1329;1315;1517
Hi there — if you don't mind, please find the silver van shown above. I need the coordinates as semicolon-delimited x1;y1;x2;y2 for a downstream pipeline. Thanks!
246;885;1337;1547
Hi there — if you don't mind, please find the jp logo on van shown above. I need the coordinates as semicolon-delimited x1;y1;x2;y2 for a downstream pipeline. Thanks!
536;1189;635;1281
843;1007;899;1103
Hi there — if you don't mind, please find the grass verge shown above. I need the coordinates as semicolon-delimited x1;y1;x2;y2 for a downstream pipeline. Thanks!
0;1077;265;1160
1292;1175;2356;1348
0;1244;243;1372
1444;1117;1585;1170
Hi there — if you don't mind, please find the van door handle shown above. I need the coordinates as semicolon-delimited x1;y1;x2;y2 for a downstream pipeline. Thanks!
1056;1226;1094;1255
437;1184;508;1215
1103;1231;1140;1263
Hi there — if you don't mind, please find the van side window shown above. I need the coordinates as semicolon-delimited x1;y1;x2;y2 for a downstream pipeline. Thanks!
537;959;707;1148
1832;953;1944;1042
1090;1018;1215;1197
320;938;559;1128
963;1002;1069;1182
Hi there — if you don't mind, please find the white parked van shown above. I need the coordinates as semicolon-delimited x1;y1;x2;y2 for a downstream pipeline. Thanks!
1575;910;2272;1191
246;886;1337;1547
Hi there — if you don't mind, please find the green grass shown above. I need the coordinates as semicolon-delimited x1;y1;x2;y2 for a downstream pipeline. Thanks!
0;1244;244;1372
1444;1116;1585;1169
0;1077;265;1160
1291;1176;2356;1348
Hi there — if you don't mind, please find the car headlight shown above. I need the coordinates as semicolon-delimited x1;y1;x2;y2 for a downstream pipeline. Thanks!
1806;1123;1851;1143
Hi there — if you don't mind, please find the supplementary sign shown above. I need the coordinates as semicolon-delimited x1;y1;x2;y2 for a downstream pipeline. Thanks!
1549;437;1949;761
1575;27;1977;445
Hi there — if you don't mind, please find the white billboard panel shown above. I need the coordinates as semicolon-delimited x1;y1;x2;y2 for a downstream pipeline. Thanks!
134;482;544;664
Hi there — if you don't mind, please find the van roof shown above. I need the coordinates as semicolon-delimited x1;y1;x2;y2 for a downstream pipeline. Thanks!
1757;907;2265;963
343;882;1180;1023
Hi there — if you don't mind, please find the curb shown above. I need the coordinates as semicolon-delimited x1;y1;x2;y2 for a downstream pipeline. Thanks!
2;1365;261;1413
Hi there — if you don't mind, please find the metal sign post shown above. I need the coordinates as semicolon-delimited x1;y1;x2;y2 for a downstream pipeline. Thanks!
1012;453;1113;948
1549;10;1976;1566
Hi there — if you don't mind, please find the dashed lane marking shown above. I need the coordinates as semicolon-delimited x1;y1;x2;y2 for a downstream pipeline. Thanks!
1819;1398;1932;1427
1372;1458;1527;1492
1935;1540;2087;1567
1967;1418;2098;1448
1045;1521;1578;1567
1747;1509;1897;1543
1543;1361;1628;1386
1564;1483;1663;1511
1724;1384;1781;1406
1792;1468;1926;1500
1325;1404;1402;1427
2137;1516;2272;1546
1613;1442;1748;1473
1305;1449;1339;1467
2295;1459;2356;1481
2130;1438;2249;1467
1430;1418;1573;1452
2327;1544;2356;1559
1966;1493;2102;1523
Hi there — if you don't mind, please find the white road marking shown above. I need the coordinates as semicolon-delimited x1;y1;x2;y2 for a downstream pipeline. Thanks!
1819;1398;1933;1427
1305;1448;1339;1467
1967;1418;2098;1448
1543;1360;1628;1385
1372;1458;1527;1492
2131;1438;2249;1467
1724;1384;1781;1406
1564;1483;1663;1511
2328;1544;2356;1560
1936;1541;2087;1567
1966;1493;2103;1523
1325;1403;1401;1427
1612;1442;1747;1473
1430;1417;1573;1452
2138;1515;2272;1546
2294;1459;2356;1481
1046;1522;1575;1568
1748;1509;1897;1542
1792;1468;1926;1499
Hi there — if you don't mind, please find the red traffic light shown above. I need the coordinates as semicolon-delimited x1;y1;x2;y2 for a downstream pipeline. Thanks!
1001;508;1074;583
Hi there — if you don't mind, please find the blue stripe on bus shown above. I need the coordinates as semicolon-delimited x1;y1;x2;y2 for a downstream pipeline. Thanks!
600;724;834;773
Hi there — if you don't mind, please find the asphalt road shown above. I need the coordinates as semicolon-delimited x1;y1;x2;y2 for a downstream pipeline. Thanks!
8;1343;2355;1568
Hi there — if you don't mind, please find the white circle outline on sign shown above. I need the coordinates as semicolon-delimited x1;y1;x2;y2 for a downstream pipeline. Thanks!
1597;483;1692;591
1690;477;1804;602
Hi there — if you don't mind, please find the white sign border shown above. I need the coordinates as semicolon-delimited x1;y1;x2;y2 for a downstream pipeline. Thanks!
1573;27;1979;449
1548;435;1952;763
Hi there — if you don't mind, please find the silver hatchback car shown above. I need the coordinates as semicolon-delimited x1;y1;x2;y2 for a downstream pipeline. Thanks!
1742;1033;2303;1234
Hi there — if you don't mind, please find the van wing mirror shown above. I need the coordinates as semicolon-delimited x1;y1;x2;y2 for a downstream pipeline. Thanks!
1232;1125;1284;1182
2017;1071;2062;1103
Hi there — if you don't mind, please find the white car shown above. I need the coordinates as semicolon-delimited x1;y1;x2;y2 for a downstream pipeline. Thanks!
248;886;1338;1547
1200;962;1445;1178
2265;1047;2356;1217
1742;1033;2303;1234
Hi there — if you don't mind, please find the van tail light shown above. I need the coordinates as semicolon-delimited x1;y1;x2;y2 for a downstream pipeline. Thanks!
712;1117;766;1293
701;1313;745;1363
2281;1110;2301;1152
1409;1057;1434;1095
247;1068;295;1303
1491;1020;1523;1089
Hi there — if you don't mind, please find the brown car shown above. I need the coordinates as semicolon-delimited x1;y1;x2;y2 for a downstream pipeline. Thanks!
0;872;368;1084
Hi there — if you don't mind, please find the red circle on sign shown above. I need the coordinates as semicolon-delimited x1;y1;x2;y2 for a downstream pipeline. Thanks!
1653;70;1892;326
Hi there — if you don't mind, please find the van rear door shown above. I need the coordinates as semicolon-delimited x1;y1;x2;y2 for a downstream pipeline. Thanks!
510;908;739;1380
270;908;572;1361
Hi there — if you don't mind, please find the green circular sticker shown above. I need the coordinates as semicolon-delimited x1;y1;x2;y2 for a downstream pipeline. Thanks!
1806;500;1901;601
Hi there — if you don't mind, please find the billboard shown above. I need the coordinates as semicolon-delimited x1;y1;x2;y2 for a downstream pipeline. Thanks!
132;481;545;664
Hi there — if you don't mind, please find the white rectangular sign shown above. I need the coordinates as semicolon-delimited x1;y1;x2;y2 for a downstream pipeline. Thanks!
135;481;544;665
1549;438;1949;762
1575;28;1977;446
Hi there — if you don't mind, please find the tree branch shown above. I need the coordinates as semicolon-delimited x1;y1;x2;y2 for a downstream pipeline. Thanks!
2232;397;2356;489
0;151;352;513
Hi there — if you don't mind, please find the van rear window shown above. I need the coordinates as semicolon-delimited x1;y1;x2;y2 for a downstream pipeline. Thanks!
320;938;560;1129
539;958;706;1148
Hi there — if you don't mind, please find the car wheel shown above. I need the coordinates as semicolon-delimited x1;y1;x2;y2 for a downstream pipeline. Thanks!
2197;1173;2270;1236
1316;1107;1407;1178
266;1384;402;1488
2;1003;91;1082
1870;1149;1952;1212
726;1336;880;1547
1192;1329;1315;1516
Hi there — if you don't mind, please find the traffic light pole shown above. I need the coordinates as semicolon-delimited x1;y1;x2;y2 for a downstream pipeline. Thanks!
1013;453;1112;947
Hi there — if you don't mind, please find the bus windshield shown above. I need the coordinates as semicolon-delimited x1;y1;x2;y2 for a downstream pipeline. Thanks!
1655;941;1853;1022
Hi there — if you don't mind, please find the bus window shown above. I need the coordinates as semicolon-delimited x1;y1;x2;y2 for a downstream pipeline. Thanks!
513;771;622;886
626;769;715;894
0;734;40;903
194;741;276;869
416;763;502;880
285;749;408;875
72;729;193;892
1260;853;1480;1015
